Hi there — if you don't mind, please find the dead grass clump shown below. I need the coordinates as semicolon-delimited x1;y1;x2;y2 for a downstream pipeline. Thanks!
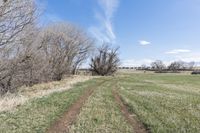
0;76;93;112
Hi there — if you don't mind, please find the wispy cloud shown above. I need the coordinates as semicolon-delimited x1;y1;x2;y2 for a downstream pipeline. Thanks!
89;0;119;43
165;49;191;54
139;40;151;45
39;13;63;26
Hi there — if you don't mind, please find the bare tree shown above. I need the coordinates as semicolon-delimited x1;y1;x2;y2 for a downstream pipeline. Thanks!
38;23;94;80
0;26;40;94
151;60;166;72
0;1;94;95
141;64;147;70
168;61;184;72
185;61;195;70
168;61;195;71
0;0;36;47
90;44;120;76
70;29;94;75
0;0;38;94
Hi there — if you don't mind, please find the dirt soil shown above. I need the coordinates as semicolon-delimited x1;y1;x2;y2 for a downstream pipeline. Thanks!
112;90;149;133
46;80;106;133
46;79;148;133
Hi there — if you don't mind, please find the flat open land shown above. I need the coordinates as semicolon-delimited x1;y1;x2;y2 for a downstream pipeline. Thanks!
1;72;200;133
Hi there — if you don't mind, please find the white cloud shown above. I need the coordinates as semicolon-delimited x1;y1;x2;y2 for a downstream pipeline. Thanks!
89;0;119;43
174;53;200;63
139;40;151;45
165;49;191;54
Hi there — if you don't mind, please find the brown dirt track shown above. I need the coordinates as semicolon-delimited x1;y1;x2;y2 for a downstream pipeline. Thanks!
46;80;106;133
112;89;149;133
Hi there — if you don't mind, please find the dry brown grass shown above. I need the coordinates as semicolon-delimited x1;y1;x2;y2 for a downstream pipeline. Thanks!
0;76;94;112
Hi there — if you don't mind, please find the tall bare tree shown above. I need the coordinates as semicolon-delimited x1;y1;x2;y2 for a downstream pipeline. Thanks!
0;0;36;47
0;0;37;94
38;23;94;80
168;61;184;72
151;60;166;72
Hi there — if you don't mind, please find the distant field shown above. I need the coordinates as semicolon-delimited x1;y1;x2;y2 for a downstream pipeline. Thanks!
0;72;200;132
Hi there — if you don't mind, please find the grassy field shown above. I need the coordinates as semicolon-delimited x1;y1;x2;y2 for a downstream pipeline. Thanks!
0;79;102;133
0;72;200;132
117;72;200;133
69;78;132;133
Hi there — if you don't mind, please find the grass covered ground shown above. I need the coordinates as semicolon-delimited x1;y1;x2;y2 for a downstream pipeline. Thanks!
117;72;200;133
69;78;133;133
0;78;102;133
1;72;200;133
0;76;93;112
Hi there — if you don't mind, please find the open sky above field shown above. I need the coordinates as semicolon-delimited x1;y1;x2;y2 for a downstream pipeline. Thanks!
39;0;200;66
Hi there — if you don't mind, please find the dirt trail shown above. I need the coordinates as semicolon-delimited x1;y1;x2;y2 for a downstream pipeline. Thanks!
47;80;106;133
112;90;149;133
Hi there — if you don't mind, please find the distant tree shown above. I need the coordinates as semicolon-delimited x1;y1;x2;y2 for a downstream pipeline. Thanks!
172;61;195;71
90;44;120;76
168;61;184;72
186;62;195;70
151;60;166;72
141;64;147;70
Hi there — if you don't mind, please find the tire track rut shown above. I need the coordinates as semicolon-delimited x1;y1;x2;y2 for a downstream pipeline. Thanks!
112;89;149;133
46;80;106;133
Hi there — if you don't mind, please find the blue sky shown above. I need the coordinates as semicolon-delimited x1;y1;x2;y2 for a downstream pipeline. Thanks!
39;0;200;66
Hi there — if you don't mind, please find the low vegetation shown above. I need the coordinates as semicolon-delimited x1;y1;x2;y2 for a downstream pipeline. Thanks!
191;71;200;75
0;78;101;132
0;76;93;112
1;72;200;132
117;73;200;133
69;78;132;133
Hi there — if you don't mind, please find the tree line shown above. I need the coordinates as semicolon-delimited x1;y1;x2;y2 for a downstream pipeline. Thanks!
0;0;120;95
140;60;195;72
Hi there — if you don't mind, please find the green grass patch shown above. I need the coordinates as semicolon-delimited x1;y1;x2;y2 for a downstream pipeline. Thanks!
1;73;200;133
69;79;133;133
118;73;200;133
0;79;101;133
